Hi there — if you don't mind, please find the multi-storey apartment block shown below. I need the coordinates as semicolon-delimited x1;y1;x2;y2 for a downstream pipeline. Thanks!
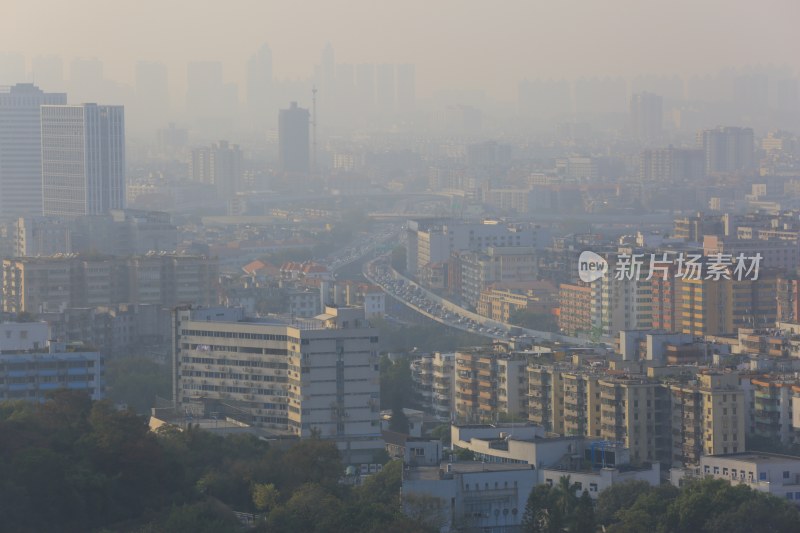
411;352;455;421
173;305;383;464
2;253;218;313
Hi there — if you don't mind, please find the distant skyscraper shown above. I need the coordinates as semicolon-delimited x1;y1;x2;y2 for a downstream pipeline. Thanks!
186;61;222;116
41;104;125;217
189;141;242;197
376;64;395;114
639;146;705;182
0;84;66;217
134;61;169;133
210;141;243;198
630;92;663;142
0;53;25;85
69;58;104;102
776;78;799;112
701;126;755;175
278;102;310;173
30;56;65;91
574;76;627;115
190;147;212;184
246;44;273;127
157;123;188;155
356;64;375;107
396;64;416;113
518;78;572;118
320;43;336;94
186;61;237;126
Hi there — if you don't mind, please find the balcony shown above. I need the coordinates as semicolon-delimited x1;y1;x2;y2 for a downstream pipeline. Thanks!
754;390;776;400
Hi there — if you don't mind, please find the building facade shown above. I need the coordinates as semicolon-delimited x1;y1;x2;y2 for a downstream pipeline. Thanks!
0;84;66;217
2;254;218;313
41;103;125;217
278;102;310;173
173;305;383;464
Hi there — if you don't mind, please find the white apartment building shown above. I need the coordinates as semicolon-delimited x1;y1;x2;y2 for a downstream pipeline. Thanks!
406;219;550;276
403;425;660;532
173;305;383;464
411;352;456;421
674;452;800;503
591;255;652;337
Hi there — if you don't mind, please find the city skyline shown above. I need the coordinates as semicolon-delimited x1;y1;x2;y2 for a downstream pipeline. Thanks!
2;0;799;102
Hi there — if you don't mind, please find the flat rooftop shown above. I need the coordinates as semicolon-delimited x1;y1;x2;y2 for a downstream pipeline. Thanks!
405;461;533;481
707;452;800;465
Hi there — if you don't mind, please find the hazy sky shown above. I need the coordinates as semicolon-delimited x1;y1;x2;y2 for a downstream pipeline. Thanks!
3;0;799;99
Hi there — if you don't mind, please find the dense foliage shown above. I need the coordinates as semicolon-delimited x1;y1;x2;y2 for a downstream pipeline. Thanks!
508;309;558;332
521;476;595;533
592;477;800;533
0;391;434;533
523;476;800;533
380;354;416;411
105;356;172;414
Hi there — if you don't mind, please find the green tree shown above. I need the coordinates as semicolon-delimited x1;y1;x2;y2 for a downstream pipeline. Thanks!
390;245;407;273
356;459;403;507
703;490;800;533
508;309;558;332
389;406;410;434
403;493;448;532
522;484;561;533
280;437;343;493
595;479;652;526
609;484;678;532
105;356;171;413
573;489;596;533
265;483;345;533
380;355;417;411
158;500;241;533
454;448;474;461
429;424;451;445
252;483;279;513
552;476;579;529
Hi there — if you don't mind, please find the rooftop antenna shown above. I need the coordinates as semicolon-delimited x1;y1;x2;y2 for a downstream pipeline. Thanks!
312;85;318;175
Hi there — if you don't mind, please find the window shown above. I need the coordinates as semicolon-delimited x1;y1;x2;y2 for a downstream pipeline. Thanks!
589;483;598;492
784;471;790;479
714;466;719;474
759;472;767;481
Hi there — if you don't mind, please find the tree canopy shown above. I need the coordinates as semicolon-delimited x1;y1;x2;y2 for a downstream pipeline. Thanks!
593;478;800;533
0;392;436;533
